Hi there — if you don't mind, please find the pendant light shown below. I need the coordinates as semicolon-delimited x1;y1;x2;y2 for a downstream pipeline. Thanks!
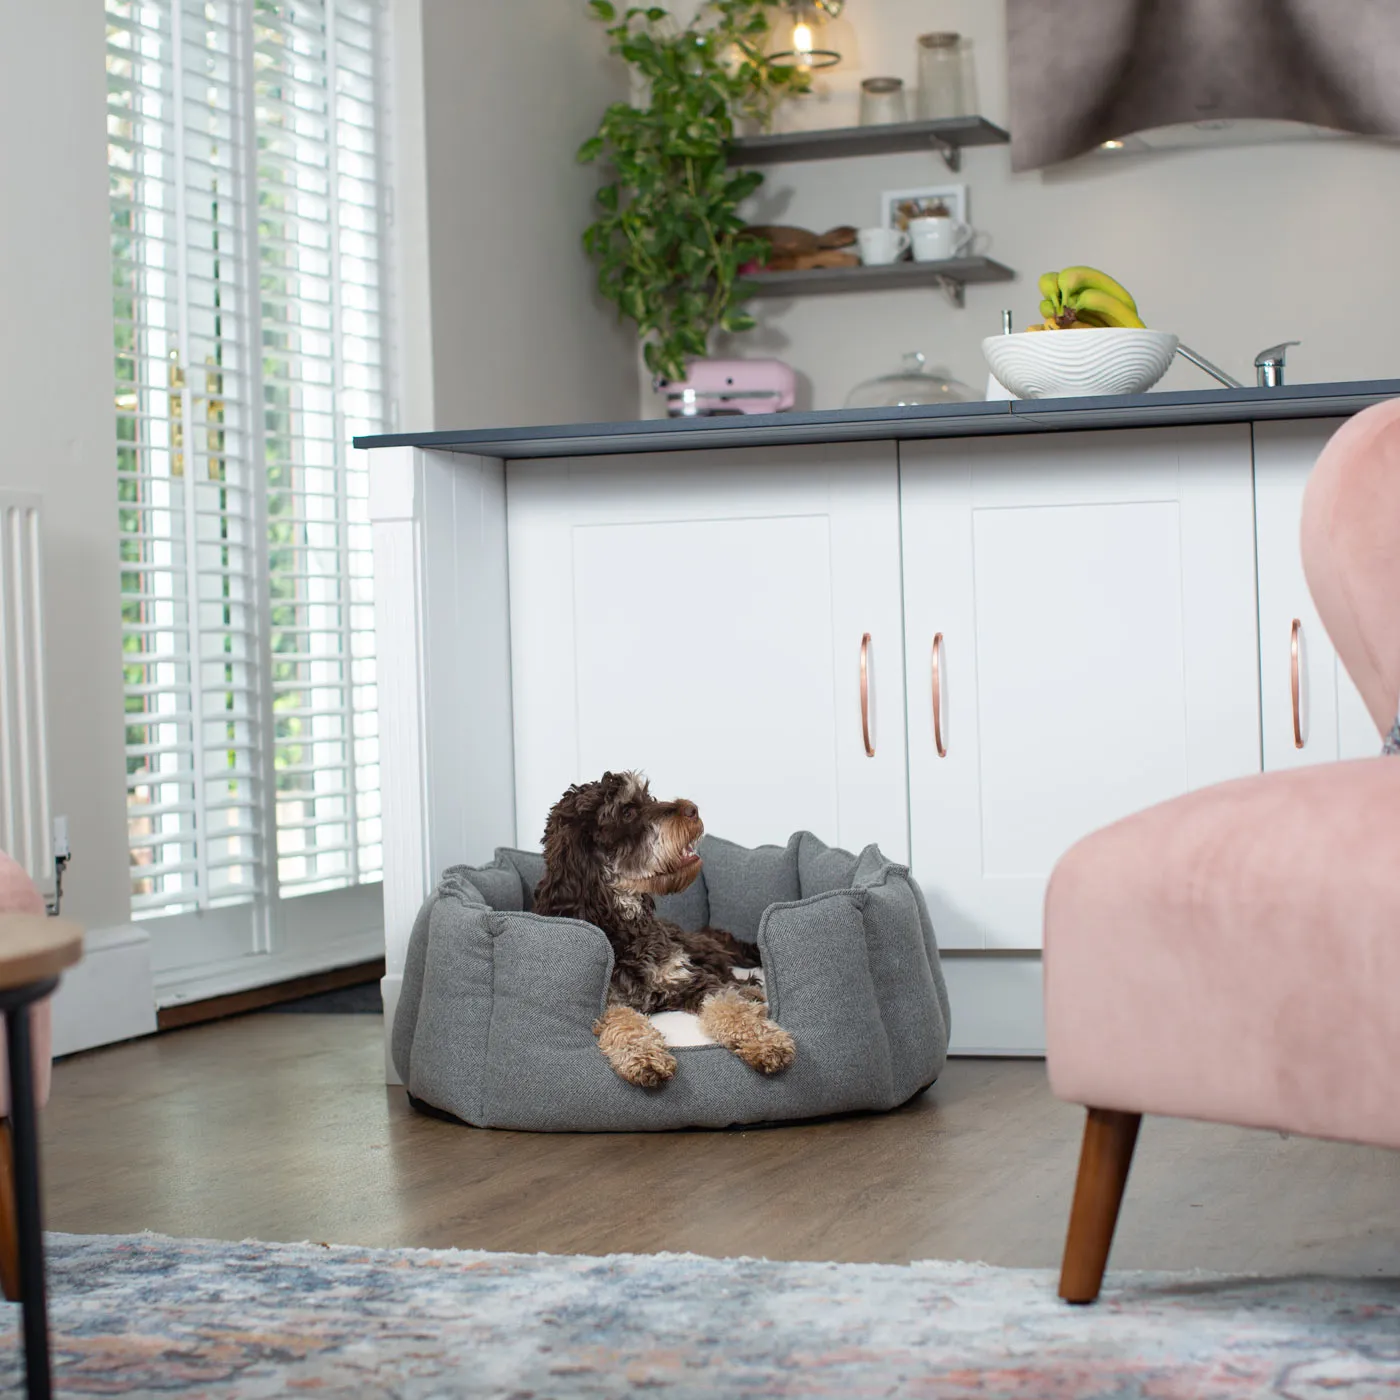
769;0;844;71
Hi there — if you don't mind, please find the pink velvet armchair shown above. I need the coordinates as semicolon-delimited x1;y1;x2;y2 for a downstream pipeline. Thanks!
1045;397;1400;1304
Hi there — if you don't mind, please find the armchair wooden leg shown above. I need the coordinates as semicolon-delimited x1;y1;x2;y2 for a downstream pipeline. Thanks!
1059;1107;1141;1305
0;1121;18;1303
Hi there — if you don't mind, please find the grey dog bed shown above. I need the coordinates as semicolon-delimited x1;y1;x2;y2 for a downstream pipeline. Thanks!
392;831;951;1132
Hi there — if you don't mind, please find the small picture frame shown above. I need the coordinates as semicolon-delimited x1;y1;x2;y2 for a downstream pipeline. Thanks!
881;184;968;232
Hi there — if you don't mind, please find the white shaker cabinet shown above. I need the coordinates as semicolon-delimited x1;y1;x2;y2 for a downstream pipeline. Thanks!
1253;419;1379;768
506;442;910;860
900;426;1263;950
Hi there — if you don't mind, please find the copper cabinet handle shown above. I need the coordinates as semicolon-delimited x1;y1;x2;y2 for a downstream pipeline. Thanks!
1290;618;1304;749
859;632;875;758
931;632;947;758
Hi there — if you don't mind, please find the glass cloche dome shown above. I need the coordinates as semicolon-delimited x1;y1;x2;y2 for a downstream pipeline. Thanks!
845;352;979;408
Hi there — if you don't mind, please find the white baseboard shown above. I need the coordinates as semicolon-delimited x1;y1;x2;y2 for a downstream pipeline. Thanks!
154;933;385;1008
942;954;1045;1057
52;924;158;1058
381;973;402;1085
50;925;387;1059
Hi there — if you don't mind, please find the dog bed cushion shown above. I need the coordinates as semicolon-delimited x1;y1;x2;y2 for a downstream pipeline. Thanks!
392;831;951;1132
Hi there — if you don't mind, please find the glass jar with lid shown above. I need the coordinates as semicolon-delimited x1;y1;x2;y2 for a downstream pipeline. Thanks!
844;352;979;409
917;32;966;120
859;77;908;126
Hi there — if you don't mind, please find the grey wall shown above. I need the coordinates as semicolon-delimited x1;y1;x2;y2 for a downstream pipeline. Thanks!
0;0;131;930
419;0;637;429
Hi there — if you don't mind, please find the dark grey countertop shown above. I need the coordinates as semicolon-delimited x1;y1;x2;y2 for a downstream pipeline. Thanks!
354;379;1400;461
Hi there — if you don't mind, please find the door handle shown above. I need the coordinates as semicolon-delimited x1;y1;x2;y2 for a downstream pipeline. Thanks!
931;632;947;757
859;632;875;758
1290;618;1303;749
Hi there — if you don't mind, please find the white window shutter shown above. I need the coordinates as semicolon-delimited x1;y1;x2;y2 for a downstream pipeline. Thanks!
107;0;385;919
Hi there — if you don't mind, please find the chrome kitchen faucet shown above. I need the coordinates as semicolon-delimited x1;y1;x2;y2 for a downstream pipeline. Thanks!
1176;340;1300;389
1253;341;1300;387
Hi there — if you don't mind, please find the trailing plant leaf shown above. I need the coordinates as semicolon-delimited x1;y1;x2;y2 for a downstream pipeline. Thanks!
579;1;809;382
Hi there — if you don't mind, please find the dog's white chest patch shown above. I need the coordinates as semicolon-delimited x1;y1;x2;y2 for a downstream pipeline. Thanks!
651;949;694;989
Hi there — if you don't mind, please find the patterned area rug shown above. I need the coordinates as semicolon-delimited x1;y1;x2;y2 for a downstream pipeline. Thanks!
7;1233;1400;1398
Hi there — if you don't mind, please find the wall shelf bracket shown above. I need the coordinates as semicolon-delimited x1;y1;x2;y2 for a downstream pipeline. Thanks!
929;134;961;172
933;275;966;309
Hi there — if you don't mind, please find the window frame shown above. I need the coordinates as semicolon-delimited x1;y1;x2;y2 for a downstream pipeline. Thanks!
108;0;392;996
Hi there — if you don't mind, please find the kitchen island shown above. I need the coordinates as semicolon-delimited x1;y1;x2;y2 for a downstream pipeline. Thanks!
358;379;1399;1072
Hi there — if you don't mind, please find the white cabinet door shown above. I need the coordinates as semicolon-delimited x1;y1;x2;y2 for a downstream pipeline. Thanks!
901;425;1262;950
507;442;909;860
1254;418;1378;768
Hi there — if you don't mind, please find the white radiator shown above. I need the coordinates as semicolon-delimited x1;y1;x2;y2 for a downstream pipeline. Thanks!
0;494;52;889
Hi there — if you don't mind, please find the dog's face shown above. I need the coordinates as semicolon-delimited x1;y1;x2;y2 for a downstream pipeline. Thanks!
542;771;704;897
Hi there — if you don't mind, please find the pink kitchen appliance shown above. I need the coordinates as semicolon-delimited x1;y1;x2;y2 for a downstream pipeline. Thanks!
654;358;798;416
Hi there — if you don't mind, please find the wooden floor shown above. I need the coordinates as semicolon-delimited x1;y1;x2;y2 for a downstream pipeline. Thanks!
40;1014;1400;1273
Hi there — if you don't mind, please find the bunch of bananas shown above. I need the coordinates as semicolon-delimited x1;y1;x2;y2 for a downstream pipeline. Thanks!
1026;266;1145;331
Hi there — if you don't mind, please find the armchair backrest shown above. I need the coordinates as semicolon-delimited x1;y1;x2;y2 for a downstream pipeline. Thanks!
0;850;43;917
1302;398;1400;740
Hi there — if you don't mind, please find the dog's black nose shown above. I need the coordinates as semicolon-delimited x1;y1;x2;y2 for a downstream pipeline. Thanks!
678;800;699;822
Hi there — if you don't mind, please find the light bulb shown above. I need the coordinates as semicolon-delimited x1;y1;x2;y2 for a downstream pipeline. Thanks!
771;4;840;71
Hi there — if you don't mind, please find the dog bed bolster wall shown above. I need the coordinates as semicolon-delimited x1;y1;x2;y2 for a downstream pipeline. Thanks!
393;831;951;1132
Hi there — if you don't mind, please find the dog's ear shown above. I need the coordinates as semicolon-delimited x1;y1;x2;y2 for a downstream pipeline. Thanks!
540;782;593;856
536;779;613;924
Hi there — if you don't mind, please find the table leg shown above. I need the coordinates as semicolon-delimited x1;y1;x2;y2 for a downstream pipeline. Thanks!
6;1003;50;1400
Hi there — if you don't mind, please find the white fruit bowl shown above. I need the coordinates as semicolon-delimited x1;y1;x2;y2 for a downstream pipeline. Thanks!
981;327;1179;399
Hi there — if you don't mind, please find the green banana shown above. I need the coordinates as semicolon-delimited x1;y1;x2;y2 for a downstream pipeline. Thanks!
1065;287;1144;329
1032;264;1145;331
1058;265;1139;316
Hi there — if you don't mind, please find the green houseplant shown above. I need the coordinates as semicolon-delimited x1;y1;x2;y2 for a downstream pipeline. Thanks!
577;1;810;383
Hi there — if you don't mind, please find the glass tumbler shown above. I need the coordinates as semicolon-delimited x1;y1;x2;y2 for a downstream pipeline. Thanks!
859;77;908;126
917;32;966;120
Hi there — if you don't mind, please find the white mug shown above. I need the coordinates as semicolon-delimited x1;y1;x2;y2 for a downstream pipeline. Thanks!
857;226;911;266
909;215;973;263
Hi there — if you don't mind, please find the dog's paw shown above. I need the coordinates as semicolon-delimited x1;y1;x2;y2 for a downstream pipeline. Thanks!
697;991;795;1075
735;1022;795;1075
593;1008;677;1087
612;1039;678;1088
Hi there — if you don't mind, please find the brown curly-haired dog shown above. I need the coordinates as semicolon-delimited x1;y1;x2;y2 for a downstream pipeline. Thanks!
534;771;796;1087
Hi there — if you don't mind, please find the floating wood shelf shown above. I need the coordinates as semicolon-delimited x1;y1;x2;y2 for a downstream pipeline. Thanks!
729;116;1010;173
743;256;1014;308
